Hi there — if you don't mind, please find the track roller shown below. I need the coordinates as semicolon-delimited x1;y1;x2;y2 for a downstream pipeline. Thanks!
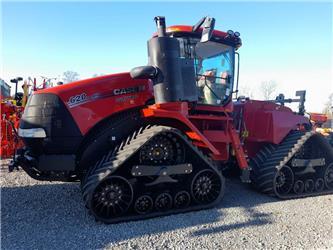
324;163;333;189
304;179;314;193
174;191;191;209
314;178;324;192
134;195;154;214
155;193;173;211
293;180;304;194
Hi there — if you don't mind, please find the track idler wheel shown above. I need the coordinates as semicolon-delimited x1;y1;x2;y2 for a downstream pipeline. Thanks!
293;180;304;194
134;195;153;215
324;163;333;189
191;169;222;204
90;176;133;220
273;165;294;195
304;179;314;193
155;193;173;211
174;191;191;209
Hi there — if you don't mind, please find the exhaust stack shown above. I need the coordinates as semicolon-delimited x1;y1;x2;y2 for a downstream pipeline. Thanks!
131;16;197;104
154;16;166;37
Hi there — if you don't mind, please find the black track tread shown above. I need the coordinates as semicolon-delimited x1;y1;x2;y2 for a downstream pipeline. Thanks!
252;130;333;198
250;143;276;183
81;125;225;223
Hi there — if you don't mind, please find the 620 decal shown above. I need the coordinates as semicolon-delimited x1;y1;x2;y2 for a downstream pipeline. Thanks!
67;93;88;108
66;84;146;108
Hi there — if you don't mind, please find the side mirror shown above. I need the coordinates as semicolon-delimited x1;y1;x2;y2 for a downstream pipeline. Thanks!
130;66;159;79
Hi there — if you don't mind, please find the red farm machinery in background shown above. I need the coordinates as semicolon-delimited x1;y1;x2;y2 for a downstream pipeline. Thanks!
1;101;23;158
11;16;333;223
309;112;333;146
310;112;328;128
1;77;25;159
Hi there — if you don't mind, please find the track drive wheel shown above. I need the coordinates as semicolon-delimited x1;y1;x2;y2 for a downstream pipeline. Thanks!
139;134;184;165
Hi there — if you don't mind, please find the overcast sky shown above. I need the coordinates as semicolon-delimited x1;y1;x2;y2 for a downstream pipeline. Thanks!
2;1;332;112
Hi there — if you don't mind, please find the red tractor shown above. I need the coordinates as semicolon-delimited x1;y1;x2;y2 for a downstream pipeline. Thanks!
12;17;333;223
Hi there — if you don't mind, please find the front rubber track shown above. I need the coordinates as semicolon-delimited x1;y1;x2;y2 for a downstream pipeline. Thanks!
81;125;225;224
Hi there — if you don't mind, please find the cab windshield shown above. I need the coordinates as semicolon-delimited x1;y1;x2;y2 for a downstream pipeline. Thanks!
177;37;235;105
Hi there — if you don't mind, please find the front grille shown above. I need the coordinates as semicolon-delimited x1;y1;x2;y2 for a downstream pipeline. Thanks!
20;93;82;155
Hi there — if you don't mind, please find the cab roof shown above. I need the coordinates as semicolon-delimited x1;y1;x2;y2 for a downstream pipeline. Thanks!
153;25;242;49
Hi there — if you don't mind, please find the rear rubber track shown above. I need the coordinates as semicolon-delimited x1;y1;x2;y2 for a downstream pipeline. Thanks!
252;130;333;199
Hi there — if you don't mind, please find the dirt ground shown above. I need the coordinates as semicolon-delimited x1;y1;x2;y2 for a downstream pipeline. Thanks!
1;159;332;249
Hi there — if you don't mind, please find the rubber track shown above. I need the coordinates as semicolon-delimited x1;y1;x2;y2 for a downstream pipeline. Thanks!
81;125;225;223
253;130;333;199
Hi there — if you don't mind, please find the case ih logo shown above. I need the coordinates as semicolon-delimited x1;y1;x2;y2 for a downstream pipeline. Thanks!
67;85;145;108
113;86;145;96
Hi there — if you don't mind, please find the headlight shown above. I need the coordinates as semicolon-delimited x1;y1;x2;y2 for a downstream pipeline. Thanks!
18;128;47;138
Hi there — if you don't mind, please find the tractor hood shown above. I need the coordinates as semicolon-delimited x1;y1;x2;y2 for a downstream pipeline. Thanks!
29;72;153;135
37;72;153;102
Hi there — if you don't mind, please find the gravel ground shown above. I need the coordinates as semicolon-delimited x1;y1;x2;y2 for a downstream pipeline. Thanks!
1;159;332;250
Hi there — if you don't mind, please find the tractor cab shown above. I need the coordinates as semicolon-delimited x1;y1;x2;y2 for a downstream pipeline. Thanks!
165;24;241;106
131;17;241;108
177;35;235;105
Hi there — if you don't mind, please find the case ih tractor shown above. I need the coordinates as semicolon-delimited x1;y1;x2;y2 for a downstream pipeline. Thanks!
12;17;333;223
